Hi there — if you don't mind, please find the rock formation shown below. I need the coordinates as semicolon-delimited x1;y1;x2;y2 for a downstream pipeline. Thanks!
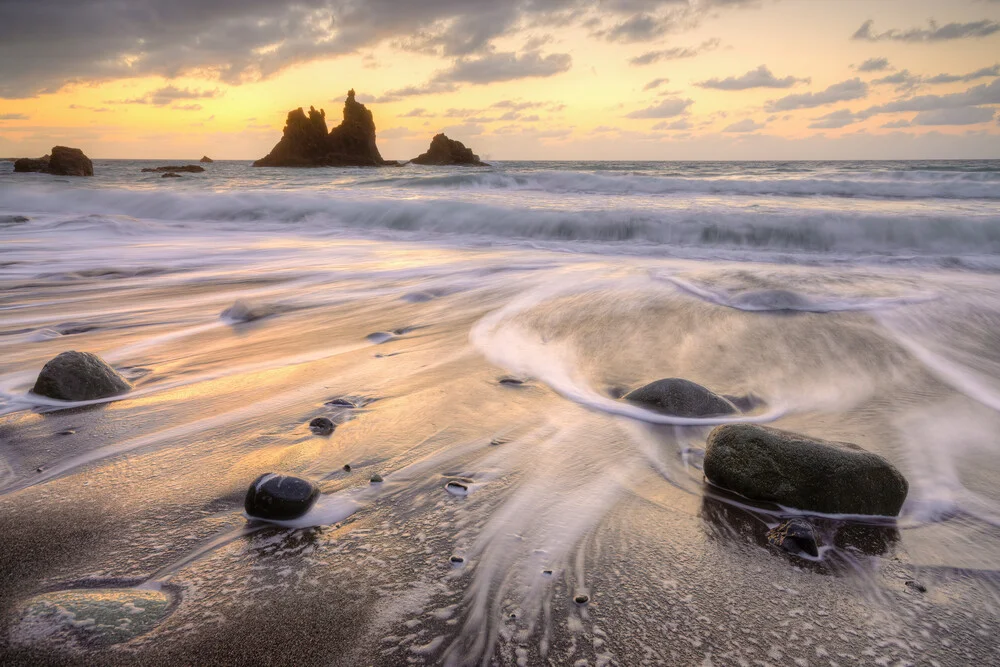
14;146;93;176
32;351;132;401
253;90;396;167
623;378;737;417
245;473;320;521
141;165;204;173
410;134;487;166
704;424;909;516
199;155;214;163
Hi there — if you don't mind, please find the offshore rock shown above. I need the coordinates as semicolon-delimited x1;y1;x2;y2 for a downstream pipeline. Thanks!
704;424;909;516
199;155;214;163
32;351;132;401
245;473;320;521
14;146;93;176
253;90;395;167
623;378;737;417
410;133;487;166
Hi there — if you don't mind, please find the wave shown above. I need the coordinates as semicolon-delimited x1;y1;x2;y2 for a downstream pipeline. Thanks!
360;169;1000;200
3;184;1000;262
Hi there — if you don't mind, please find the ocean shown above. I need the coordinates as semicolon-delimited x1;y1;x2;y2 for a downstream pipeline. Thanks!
1;159;999;665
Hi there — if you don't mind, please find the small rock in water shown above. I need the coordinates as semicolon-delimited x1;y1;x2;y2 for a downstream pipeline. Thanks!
326;397;357;408
244;473;320;521
366;331;395;344
450;555;465;565
343;464;352;472
370;473;384;484
57;429;76;436
905;580;927;593
445;481;469;496
574;594;590;605
623;378;737;417
161;172;182;178
309;416;335;435
32;351;132;402
766;519;820;558
221;299;271;323
542;569;553;577
705;424;909;516
498;376;527;386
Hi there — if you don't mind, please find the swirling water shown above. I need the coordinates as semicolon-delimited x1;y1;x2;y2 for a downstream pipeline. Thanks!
1;159;999;664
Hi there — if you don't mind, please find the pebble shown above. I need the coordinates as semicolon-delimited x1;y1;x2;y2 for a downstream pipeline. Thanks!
309;417;335;435
370;474;384;484
445;481;469;496
574;594;590;605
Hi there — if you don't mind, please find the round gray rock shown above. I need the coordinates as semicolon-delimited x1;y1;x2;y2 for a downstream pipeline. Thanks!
31;351;132;401
704;424;908;516
624;378;737;417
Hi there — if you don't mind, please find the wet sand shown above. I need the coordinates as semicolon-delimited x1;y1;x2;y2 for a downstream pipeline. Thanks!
2;237;1000;665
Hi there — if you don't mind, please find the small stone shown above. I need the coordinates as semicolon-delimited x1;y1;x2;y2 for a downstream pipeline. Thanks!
343;464;352;472
498;376;527;386
35;467;43;473
244;473;320;521
542;569;553;577
623;378;737;417
766;519;819;558
445;481;469;496
574;594;590;605
326;398;357;408
309;417;335;435
370;474;384;484
57;429;76;436
450;555;464;564
905;580;927;593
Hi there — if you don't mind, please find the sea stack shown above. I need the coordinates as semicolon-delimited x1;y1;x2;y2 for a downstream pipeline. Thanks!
410;134;487;166
199;155;214;163
253;90;396;167
14;146;93;176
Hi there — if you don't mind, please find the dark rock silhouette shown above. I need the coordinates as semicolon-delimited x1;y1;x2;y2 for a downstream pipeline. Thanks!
161;172;182;178
141;165;204;173
32;351;132;401
411;134;487;166
14;146;93;176
253;90;396;167
199;155;214;163
623;378;737;417
704;424;909;516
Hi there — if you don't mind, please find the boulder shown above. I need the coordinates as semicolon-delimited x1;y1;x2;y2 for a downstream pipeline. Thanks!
31;351;132;401
410;133;487;166
253;90;396;167
141;165;204;173
623;378;737;417
704;424;908;516
245;473;320;521
199;155;214;163
14;146;93;176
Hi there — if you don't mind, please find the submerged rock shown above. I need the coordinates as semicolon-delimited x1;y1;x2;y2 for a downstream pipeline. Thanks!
199;155;214;163
766;519;819;557
14;146;93;176
220;299;272;323
309;416;335;436
410;133;487;166
370;473;384;484
445;481;469;496
161;172;182;178
623;378;737;417
245;473;320;521
253;90;396;168
32;351;132;401
9;587;173;649
704;424;909;516
141;165;204;173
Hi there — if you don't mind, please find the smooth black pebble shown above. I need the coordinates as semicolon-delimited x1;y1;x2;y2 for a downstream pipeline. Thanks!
574;594;589;605
245;473;320;521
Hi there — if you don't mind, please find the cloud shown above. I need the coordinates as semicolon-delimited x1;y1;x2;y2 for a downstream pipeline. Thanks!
600;13;671;43
0;113;29;120
629;38;720;66
723;118;765;133
172;103;203;111
643;77;670;91
852;19;1000;42
652;118;692;131
766;78;868;111
625;98;693;119
881;119;911;129
808;108;858;129
857;57;891;72
925;64;1000;84
441;51;572;84
872;69;922;92
401;108;431;117
864;79;1000;114
107;85;220;106
697;65;808;91
911;107;997;126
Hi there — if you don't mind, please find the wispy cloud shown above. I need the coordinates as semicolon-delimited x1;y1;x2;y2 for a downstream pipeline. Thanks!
625;98;693;119
852;19;1000;42
697;65;809;91
766;78;868;111
629;38;720;66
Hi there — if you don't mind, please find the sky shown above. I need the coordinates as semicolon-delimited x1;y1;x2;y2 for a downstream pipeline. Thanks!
0;0;998;160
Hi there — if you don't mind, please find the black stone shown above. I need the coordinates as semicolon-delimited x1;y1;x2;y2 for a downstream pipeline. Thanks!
905;580;927;593
343;464;352;472
244;473;320;521
309;417;335;435
32;351;132;401
766;519;820;558
450;555;464;564
574;594;589;605
370;474;384;483
623;378;737;417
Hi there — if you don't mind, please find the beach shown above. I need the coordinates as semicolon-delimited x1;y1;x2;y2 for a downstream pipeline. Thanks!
2;159;1000;665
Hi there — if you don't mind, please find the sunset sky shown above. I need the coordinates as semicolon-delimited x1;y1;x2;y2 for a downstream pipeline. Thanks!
1;0;998;160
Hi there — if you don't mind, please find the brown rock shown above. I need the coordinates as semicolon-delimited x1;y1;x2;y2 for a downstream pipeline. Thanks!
14;146;93;176
253;90;396;167
411;133;487;166
199;155;214;163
